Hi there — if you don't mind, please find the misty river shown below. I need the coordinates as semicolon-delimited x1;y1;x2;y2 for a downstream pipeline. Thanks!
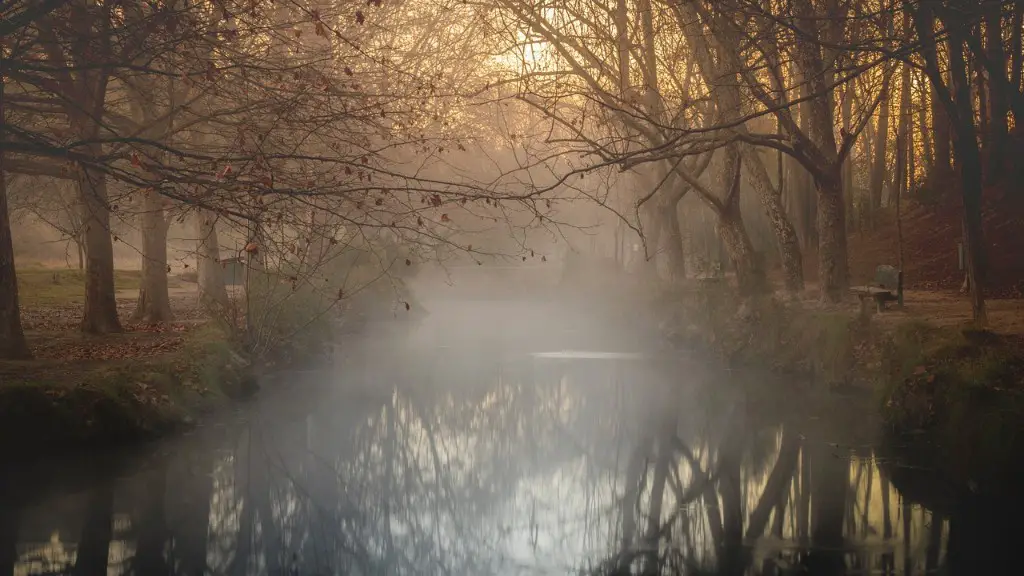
1;281;1019;576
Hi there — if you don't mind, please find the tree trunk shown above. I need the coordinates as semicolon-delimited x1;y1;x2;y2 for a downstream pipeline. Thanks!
842;85;855;232
947;23;989;325
664;197;687;281
196;210;229;310
933;81;954;177
897;53;913;276
792;97;817;248
744;148;804;292
132;191;173;323
0;71;30;360
984;3;1009;183
870;71;891;227
1013;3;1023;97
0;476;18;576
717;147;765;295
718;199;764;296
816;168;850;303
77;146;122;334
919;76;934;171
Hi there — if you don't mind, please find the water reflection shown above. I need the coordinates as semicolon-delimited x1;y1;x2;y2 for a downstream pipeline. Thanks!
3;345;1012;575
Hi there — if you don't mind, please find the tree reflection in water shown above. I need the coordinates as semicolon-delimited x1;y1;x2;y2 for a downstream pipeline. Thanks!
6;347;1004;576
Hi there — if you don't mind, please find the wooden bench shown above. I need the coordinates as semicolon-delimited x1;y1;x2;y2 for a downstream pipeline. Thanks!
850;265;903;314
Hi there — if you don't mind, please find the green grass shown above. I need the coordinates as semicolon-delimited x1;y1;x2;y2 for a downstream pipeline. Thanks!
16;267;143;306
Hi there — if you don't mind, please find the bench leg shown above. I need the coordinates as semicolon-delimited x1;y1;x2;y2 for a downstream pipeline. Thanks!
876;298;885;314
859;297;870;317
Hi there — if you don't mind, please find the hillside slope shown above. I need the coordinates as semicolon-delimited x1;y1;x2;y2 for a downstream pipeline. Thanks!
847;190;1024;299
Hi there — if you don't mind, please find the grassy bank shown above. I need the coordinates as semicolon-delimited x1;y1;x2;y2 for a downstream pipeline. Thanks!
0;324;254;458
662;286;1024;423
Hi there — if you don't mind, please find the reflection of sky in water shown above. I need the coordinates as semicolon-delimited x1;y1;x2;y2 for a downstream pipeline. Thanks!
11;356;951;576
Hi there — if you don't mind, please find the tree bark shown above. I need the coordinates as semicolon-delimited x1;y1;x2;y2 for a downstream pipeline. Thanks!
664;197;687;282
919;76;934;170
816;168;850;303
744;148;804;292
842;85;855;232
915;2;986;322
133;191;173;323
897;57;912;277
870;71;891;227
984;3;1009;183
77;147;122;334
932;79;954;177
1013;3;1023;98
196;210;229;310
793;96;817;248
717;148;766;296
947;20;989;325
789;0;850;302
0;76;30;359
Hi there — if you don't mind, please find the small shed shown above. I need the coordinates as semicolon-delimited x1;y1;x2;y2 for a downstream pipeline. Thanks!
220;256;248;286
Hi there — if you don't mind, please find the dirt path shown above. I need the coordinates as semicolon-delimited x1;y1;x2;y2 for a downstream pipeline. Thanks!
871;290;1024;335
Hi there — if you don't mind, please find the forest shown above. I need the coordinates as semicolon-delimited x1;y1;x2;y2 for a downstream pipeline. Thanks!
1;0;1021;357
2;1;1024;575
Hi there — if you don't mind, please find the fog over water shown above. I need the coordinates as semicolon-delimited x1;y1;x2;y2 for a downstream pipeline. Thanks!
2;265;1018;576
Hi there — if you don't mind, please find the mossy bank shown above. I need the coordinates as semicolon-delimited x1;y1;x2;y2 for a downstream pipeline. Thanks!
660;286;1024;427
0;325;256;459
660;284;1024;491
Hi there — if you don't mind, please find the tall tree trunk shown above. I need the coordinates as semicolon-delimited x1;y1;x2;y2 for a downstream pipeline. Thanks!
984;3;1009;183
196;210;229;310
933;82;954;176
897;55;913;276
1012;3;1023;97
790;0;849;302
794;98;817;248
0;70;30;360
842;85;855;232
744;148;804;292
816;168;850;302
976;57;990;142
717;148;765;295
870;72;891;227
947;22;989;325
77;147;122;334
0;475;18;576
919;74;935;171
664;197;687;282
133;191;173;323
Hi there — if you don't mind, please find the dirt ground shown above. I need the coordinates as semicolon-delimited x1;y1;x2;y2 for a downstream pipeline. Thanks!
18;283;209;365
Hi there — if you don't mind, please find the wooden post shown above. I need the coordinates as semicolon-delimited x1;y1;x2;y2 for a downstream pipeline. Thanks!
897;270;904;307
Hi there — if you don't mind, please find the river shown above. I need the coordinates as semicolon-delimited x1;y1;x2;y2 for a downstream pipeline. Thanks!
1;283;1020;575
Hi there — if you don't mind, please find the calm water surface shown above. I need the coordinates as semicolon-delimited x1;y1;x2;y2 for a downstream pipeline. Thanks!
2;296;1020;575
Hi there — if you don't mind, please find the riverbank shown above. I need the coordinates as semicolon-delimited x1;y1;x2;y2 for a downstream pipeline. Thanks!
661;282;1024;493
0;273;258;459
0;321;255;458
